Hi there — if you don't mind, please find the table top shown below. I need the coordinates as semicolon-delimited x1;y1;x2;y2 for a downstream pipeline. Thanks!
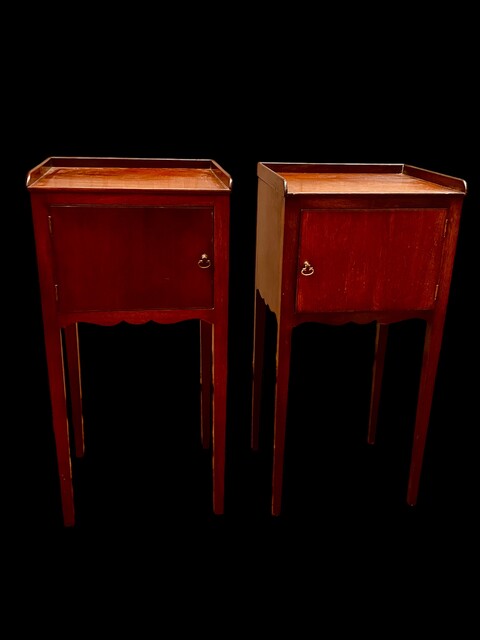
26;157;232;193
258;162;467;196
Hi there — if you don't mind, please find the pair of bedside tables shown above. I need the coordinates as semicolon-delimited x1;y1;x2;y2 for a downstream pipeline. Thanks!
27;157;467;526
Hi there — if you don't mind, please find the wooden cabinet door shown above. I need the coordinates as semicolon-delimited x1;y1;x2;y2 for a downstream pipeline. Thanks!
296;208;448;313
49;206;214;312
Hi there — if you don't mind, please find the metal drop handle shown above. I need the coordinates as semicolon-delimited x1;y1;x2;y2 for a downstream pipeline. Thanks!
198;253;212;269
300;260;314;276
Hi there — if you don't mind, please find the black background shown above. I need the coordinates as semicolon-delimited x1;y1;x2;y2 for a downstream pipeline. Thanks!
5;11;479;594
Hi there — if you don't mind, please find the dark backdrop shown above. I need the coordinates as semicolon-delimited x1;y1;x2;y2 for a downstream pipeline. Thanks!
5;13;478;592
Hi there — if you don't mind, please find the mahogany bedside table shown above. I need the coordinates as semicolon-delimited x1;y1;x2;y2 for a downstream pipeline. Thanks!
250;162;467;515
27;156;232;526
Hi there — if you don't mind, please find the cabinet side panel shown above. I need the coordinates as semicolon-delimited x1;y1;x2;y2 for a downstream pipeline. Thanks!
255;177;285;316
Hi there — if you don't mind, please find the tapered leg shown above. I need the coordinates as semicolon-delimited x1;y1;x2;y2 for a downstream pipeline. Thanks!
271;319;292;516
44;324;75;526
64;323;85;457
367;323;389;445
212;320;228;515
200;320;212;449
251;290;267;451
407;317;444;506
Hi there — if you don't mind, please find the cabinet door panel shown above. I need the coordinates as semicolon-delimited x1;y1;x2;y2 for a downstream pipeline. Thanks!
296;208;447;312
50;206;214;312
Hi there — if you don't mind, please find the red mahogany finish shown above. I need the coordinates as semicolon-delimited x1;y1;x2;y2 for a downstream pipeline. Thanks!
251;162;467;515
27;157;232;526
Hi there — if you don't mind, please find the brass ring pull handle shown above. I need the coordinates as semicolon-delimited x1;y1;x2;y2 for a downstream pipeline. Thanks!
300;260;314;276
198;253;212;269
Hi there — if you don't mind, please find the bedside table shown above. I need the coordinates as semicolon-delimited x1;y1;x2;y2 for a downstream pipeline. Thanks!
250;162;467;515
27;157;232;526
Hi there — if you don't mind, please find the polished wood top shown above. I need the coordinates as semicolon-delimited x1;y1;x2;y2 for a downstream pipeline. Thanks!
277;172;461;194
27;157;232;192
259;163;467;196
